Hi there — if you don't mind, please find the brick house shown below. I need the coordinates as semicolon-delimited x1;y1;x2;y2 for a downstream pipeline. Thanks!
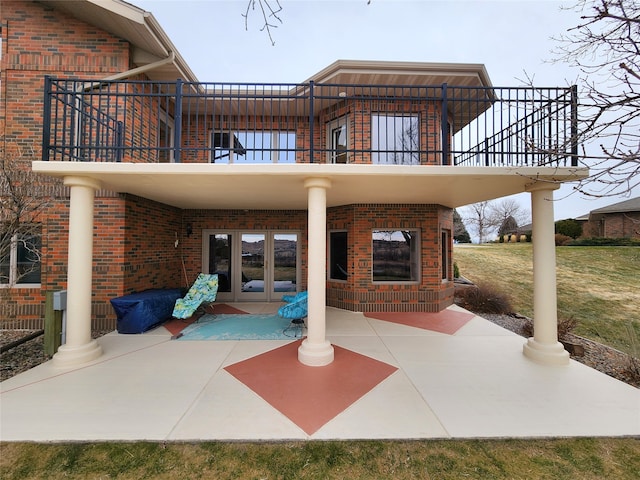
2;0;587;367
579;197;640;239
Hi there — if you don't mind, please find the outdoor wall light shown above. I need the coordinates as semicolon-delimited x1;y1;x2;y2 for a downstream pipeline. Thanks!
186;223;193;237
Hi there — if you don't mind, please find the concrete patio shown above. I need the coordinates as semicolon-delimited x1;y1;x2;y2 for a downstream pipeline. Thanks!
1;304;638;442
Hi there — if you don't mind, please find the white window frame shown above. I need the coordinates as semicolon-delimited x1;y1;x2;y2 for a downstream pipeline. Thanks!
327;116;349;164
1;233;42;288
158;109;175;163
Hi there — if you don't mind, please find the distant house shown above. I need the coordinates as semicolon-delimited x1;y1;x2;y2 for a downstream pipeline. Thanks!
578;197;640;239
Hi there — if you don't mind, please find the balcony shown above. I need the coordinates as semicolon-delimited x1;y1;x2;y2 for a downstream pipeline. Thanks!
42;78;578;168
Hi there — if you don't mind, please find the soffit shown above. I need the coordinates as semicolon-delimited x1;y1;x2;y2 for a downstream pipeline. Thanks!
32;163;587;210
305;60;493;89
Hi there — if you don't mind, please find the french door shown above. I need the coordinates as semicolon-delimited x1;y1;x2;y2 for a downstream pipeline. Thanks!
203;230;300;302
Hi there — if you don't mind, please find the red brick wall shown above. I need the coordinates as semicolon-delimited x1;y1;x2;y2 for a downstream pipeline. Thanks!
122;195;183;293
1;0;130;148
583;212;640;239
1;1;132;326
603;212;640;239
327;204;454;312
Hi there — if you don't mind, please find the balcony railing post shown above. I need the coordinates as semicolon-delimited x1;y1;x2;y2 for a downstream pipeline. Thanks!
309;80;314;163
116;121;124;162
42;76;53;161
441;83;449;165
174;79;183;163
570;85;578;167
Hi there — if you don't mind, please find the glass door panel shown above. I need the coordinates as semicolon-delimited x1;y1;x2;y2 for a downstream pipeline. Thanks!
240;233;266;297
208;233;232;293
273;233;298;294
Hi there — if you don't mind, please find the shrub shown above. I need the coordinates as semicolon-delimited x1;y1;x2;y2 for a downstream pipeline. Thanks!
456;283;513;314
566;237;640;247
555;233;572;246
555;219;583;239
453;262;460;279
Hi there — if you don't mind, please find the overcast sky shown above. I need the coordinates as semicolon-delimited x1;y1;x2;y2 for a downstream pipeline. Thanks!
132;0;639;221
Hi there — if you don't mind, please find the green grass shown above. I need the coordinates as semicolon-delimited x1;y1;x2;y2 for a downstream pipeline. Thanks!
454;243;640;355
1;439;639;479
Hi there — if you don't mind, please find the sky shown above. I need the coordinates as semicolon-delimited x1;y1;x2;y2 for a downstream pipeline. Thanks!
132;0;639;221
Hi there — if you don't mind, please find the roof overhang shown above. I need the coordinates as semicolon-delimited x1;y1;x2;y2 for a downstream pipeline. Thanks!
305;59;492;88
38;0;198;82
32;162;588;210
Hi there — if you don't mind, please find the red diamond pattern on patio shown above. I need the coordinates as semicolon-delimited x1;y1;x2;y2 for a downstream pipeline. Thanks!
364;310;475;335
225;340;398;435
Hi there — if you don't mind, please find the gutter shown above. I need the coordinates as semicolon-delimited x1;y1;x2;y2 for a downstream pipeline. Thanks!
101;51;176;81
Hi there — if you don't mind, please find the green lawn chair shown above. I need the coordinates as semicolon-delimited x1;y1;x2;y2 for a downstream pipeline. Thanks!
172;273;219;319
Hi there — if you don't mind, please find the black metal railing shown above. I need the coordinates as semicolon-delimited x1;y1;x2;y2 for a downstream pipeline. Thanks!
42;77;578;167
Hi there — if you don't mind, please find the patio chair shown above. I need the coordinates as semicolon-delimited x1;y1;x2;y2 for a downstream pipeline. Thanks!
172;273;219;319
279;291;308;337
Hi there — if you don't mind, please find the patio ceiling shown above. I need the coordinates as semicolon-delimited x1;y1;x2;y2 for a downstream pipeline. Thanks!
32;162;588;210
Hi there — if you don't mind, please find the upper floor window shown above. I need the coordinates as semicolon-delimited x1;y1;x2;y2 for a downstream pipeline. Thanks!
372;229;419;282
372;114;420;165
158;109;174;163
210;131;296;163
327;117;349;164
1;230;42;287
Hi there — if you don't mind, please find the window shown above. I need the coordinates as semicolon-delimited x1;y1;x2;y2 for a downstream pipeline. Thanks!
210;131;296;163
372;230;419;282
1;231;42;286
441;230;451;280
329;231;348;280
158;109;174;163
372;114;420;164
327;117;348;163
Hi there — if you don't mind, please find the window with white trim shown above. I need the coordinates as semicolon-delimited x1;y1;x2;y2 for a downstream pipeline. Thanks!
1;230;42;286
327;117;349;163
158;109;174;163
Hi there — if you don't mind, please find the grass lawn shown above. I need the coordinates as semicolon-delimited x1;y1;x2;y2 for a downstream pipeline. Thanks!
454;243;640;356
1;438;639;479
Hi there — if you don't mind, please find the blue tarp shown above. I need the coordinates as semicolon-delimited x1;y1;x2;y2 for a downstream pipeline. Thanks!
111;288;183;334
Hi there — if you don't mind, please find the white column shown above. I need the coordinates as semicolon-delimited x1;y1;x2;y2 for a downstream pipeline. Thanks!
298;177;334;366
52;176;103;368
523;184;570;365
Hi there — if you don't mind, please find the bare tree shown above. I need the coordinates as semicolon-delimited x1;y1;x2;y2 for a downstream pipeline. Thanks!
0;141;49;292
489;198;530;232
462;201;496;243
551;0;640;198
242;0;283;46
243;0;372;45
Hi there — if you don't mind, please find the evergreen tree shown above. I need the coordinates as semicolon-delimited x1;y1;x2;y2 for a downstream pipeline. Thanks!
453;209;472;243
497;215;519;238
